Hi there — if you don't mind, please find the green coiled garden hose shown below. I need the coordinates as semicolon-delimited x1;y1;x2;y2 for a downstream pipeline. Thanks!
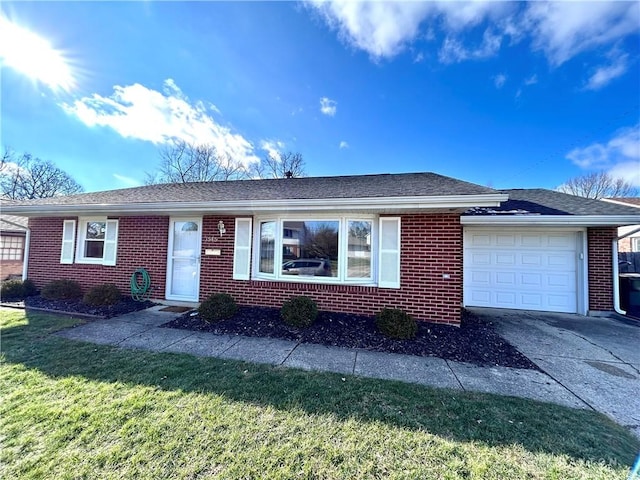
130;268;152;301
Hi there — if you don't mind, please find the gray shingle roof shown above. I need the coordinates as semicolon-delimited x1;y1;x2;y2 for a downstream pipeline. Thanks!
3;172;497;206
466;189;640;216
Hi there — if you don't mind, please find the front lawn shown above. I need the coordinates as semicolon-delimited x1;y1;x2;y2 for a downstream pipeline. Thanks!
1;309;637;479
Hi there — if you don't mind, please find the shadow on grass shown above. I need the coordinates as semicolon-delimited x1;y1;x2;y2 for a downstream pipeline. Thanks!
2;312;638;469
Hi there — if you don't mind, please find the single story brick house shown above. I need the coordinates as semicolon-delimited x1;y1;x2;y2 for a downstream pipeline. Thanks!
3;172;639;325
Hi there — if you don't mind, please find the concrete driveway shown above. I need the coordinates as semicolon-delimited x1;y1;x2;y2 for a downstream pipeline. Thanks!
470;308;640;438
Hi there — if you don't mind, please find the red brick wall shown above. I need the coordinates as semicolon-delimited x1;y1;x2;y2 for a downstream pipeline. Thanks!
587;226;617;311
26;213;463;324
27;217;169;298
199;214;463;324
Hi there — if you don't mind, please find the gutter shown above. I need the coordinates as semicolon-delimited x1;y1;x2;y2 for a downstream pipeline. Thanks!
0;193;509;217
461;214;640;227
1;218;30;280
613;225;640;315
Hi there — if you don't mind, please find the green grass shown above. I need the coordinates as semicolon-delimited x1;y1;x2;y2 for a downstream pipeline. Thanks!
1;309;638;479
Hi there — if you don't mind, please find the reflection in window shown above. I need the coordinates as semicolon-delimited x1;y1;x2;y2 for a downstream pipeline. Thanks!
347;221;372;278
282;221;339;278
260;221;275;274
84;221;106;258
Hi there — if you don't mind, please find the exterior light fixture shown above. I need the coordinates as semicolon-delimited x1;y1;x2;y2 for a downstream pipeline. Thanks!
218;220;226;236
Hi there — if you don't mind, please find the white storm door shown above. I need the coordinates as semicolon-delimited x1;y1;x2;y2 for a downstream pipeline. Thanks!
166;218;202;301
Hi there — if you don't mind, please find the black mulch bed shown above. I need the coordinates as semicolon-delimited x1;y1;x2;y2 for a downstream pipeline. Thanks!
162;307;538;370
14;295;157;319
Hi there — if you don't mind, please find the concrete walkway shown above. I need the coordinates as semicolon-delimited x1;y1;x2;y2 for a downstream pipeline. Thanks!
54;305;639;437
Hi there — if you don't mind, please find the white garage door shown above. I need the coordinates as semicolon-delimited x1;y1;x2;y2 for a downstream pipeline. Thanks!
464;229;579;313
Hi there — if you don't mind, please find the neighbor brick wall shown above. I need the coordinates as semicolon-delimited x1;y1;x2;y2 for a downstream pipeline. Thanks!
587;226;617;311
27;216;169;298
618;237;632;253
198;213;463;324
1;260;23;279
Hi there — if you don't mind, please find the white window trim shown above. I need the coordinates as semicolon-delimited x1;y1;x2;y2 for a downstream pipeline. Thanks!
252;215;377;286
75;217;118;265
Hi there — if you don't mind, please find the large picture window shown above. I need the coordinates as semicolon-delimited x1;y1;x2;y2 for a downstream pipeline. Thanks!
253;217;375;284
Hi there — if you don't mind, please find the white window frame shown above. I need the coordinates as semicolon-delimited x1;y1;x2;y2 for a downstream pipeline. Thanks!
75;217;118;265
252;215;377;285
632;236;640;253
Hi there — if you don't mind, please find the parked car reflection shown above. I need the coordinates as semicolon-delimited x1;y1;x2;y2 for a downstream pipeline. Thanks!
282;259;332;276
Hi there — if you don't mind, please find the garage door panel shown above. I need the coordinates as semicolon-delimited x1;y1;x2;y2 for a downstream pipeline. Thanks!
496;235;516;246
469;234;491;246
521;273;542;286
496;253;516;265
464;229;579;314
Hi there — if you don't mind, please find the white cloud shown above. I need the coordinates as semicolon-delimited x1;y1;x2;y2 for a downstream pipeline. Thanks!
524;74;538;86
339;140;349;149
320;97;337;116
113;173;142;188
584;50;629;91
308;1;433;59
61;79;259;166
566;124;640;186
493;73;506;89
438;28;502;64
307;0;637;85
261;139;285;160
523;2;639;66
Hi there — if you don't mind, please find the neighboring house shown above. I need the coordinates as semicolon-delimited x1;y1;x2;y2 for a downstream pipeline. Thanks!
3;172;639;325
0;212;28;281
602;198;640;253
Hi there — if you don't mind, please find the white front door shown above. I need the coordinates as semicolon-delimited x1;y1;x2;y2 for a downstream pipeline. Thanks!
166;218;202;301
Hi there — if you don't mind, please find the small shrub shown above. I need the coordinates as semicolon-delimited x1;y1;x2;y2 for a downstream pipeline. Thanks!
22;279;38;297
83;284;122;306
1;279;25;300
1;279;39;300
41;279;82;300
375;308;417;340
281;296;318;328
199;293;238;323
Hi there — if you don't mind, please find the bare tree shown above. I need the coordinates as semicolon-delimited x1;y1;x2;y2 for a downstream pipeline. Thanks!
249;151;306;179
557;171;638;199
0;149;84;199
145;140;248;184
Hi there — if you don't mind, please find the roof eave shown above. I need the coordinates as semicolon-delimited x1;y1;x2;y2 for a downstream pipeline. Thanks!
2;194;509;217
461;215;640;227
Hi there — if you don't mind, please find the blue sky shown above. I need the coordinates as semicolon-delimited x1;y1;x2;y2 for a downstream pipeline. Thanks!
1;1;639;193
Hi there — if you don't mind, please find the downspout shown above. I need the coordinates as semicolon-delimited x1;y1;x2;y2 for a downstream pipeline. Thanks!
22;227;30;280
613;226;640;315
2;218;31;281
1;218;30;280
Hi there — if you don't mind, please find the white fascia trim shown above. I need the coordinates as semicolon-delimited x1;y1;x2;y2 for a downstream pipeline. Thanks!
461;215;640;226
3;193;509;216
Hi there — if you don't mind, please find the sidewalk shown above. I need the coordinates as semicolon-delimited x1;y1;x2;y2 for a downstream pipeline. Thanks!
55;305;591;411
